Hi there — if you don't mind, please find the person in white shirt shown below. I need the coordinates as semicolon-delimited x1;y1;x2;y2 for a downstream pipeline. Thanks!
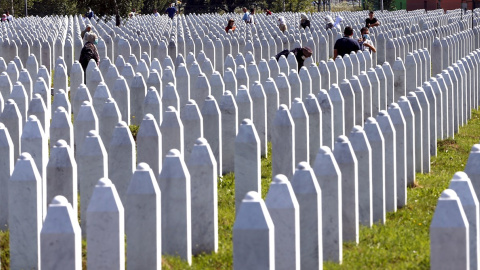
246;8;255;24
6;11;12;22
153;9;159;17
359;27;376;53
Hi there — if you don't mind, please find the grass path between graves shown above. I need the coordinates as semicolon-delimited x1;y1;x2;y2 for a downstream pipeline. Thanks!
2;110;480;269
160;110;480;269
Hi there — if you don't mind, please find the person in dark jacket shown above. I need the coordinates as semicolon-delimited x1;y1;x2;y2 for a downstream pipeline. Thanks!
300;13;310;29
79;32;100;76
275;46;313;70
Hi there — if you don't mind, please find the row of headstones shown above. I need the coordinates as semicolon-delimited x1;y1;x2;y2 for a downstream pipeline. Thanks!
430;141;480;270
0;7;446;80
0;7;470;78
0;15;472;270
232;45;480;269
0;39;475;185
0;16;71;73
4;114;289;268
0;26;476;169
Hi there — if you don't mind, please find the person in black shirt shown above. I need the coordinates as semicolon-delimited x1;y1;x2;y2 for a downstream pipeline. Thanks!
334;26;361;58
365;11;380;28
275;47;313;70
300;13;311;29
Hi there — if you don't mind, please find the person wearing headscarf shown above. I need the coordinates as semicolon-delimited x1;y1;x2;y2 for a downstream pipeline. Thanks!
81;24;92;42
325;15;334;30
300;13;310;29
225;19;236;33
79;32;100;74
333;15;343;31
278;16;287;33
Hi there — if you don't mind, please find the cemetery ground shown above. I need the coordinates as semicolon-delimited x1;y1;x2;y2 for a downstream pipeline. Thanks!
2;110;480;269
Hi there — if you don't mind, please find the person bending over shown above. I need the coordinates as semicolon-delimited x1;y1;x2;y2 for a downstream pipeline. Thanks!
275;46;313;70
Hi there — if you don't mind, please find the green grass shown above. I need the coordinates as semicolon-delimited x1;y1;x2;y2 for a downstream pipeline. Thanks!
2;111;480;270
162;144;273;269
325;109;480;269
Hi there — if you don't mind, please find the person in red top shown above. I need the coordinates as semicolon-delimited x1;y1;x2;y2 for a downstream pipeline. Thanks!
225;19;236;33
264;8;272;15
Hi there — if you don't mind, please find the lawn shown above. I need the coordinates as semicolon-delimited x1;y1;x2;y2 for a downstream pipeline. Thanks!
2;110;480;269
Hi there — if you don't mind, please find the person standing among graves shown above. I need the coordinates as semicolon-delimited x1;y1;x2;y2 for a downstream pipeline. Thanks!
300;13;310;29
325;15;334;30
246;8;255;24
115;9;121;26
365;11;380;28
359;27;376;53
79;32;100;74
166;4;177;19
153;9;159;17
225;19;236;33
264;8;272;15
275;46;313;70
81;24;92;42
5;10;12;21
278;16;287;33
86;8;94;20
242;7;250;23
333;15;343;30
334;26;361;58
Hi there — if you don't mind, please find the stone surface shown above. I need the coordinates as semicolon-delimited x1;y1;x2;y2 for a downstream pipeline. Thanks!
143;87;162;126
181;100;204;160
108;121;135;202
233;191;274;270
160;106;184;162
21;115;48;209
333;135;359;243
74;101;98;152
397;96;416;186
272;104;295;179
87;178;125;270
219;91;238;173
329;84;344;139
9;153;42;270
46;140;77;220
201;95;222;175
235;119;261;211
376;110;397;213
304;94;322;165
40;196;82;270
364;117;385;224
291;98;309;165
78;130;108;236
430;189;469;270
251;81;267;156
317;90;334;149
158;149;192;265
265;175;300;270
407;92;424;173
448;172;480;270
349;126;372;227
126;163;161;269
187;138;218;254
137;114;162;178
312;147;341;263
0;123;13;229
388;103;407;208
